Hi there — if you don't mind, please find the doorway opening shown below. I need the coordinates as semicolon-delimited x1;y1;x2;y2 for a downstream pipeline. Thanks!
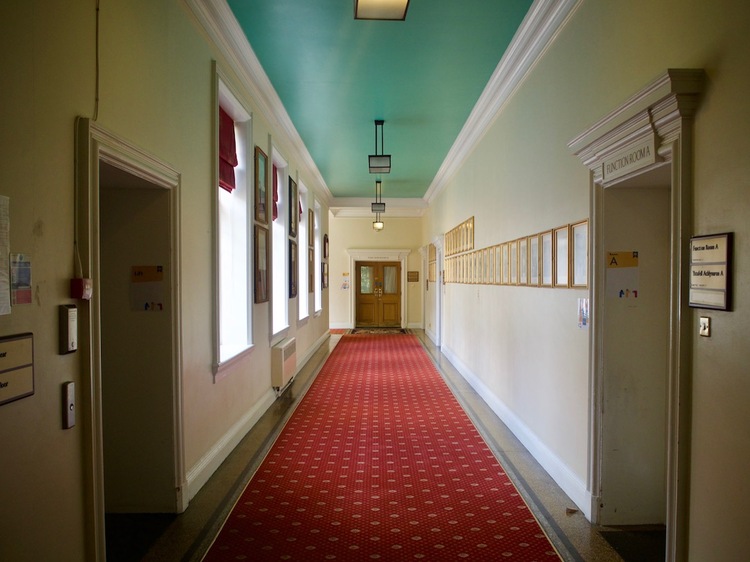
596;165;671;560
75;118;185;560
569;69;705;561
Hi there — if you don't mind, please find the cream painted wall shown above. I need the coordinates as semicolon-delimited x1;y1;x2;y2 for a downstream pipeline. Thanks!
424;0;750;558
0;1;95;560
0;1;331;559
2;0;749;559
329;216;423;329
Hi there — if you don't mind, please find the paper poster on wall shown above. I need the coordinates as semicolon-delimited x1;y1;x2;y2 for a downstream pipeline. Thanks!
578;298;589;328
606;251;639;300
341;272;350;290
130;265;165;311
0;196;10;315
10;254;32;305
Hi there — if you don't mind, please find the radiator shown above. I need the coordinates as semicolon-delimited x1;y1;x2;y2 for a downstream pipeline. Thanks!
271;337;297;390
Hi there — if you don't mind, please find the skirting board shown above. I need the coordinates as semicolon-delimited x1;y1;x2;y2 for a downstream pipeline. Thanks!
186;388;276;502
441;344;592;521
186;331;331;502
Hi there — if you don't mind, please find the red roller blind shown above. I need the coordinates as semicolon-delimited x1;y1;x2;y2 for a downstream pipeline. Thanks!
219;106;238;192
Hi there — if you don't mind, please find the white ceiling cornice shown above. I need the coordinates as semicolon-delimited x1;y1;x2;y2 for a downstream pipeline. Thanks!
184;0;334;206
423;0;581;204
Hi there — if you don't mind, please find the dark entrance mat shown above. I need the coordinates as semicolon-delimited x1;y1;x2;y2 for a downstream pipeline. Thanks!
599;526;666;561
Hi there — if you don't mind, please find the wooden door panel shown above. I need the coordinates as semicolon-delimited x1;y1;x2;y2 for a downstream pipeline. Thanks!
356;302;377;326
381;302;400;326
355;261;401;328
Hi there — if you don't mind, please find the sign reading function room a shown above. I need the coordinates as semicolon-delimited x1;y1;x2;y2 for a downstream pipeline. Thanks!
689;232;732;310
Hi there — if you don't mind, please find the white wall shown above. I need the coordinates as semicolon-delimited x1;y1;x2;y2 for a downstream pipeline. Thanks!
0;1;331;559
423;0;750;558
329;216;423;329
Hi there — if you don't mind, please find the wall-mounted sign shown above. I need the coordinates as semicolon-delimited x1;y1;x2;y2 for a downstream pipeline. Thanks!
605;251;639;300
689;233;732;310
131;265;165;311
602;134;658;183
407;271;419;283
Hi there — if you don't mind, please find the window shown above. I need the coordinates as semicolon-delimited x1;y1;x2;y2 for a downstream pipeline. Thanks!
271;151;289;335
298;182;309;321
314;200;322;313
216;78;252;369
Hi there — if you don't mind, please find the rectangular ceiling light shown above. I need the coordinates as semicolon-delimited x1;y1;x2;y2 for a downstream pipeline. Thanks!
355;0;410;21
369;154;391;174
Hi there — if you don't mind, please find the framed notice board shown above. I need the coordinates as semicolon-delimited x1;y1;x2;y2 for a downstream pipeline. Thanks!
689;232;732;310
0;333;34;407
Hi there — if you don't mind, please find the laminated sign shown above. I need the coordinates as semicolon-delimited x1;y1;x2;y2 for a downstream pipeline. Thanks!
131;265;165;311
606;251;639;300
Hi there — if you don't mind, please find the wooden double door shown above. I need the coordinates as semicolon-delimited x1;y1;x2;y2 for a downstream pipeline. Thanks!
355;261;401;327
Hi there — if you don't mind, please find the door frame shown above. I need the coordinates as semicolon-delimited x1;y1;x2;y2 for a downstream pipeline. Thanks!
421;237;443;346
347;249;410;329
75;118;185;560
569;69;704;561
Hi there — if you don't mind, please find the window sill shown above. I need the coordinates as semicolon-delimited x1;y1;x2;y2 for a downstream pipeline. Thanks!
213;344;255;382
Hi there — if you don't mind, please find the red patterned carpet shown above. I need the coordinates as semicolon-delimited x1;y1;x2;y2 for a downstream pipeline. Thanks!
203;334;561;561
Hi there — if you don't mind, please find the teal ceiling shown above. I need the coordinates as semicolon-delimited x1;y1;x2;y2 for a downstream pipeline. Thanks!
227;0;533;200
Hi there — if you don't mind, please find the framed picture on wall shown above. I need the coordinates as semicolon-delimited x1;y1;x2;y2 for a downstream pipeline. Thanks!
308;248;315;291
288;177;298;238
254;225;269;303
308;209;314;247
518;238;528;285
528;235;540;286
289;240;298;297
541;230;553;287
323;234;329;258
493;245;501;285
554;225;570;287
571;220;588;288
254;146;268;225
510;240;518;284
501;243;510;285
322;262;329;289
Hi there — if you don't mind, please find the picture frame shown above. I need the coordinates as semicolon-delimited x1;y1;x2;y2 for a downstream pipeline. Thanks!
485;247;493;284
254;225;270;303
254;146;268;225
518;238;528;286
541;230;553;287
509;240;518;285
495;245;502;285
554;225;570;287
689;232;732;310
323;234;329;258
308;248;315;292
322;262;329;289
288;177;298;238
289;240;298;297
501;243;510;285
529;235;540;286
571;220;588;288
308;209;314;247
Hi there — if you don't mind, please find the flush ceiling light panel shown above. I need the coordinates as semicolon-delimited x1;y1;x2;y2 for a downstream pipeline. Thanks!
355;0;410;21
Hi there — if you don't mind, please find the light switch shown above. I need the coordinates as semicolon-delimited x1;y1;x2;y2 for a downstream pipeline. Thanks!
699;316;710;337
63;381;75;429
